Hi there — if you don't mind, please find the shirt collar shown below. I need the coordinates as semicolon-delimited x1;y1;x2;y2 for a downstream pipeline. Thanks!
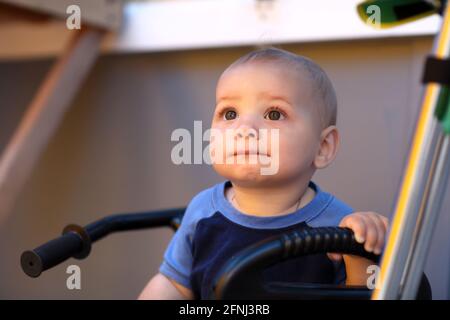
212;179;332;229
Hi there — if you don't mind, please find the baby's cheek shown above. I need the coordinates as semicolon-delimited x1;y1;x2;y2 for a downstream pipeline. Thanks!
279;136;314;169
209;138;226;165
209;127;231;162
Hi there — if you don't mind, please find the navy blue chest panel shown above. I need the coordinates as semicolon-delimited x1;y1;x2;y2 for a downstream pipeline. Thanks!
190;211;335;299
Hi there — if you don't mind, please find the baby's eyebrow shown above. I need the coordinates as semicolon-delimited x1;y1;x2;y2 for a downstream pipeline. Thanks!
259;92;292;106
216;93;292;106
216;95;241;104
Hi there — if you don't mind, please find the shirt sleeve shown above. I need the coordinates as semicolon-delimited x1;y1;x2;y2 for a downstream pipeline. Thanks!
158;190;208;289
158;224;194;289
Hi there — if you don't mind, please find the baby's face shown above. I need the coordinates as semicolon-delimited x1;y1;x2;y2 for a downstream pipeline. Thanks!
210;61;324;187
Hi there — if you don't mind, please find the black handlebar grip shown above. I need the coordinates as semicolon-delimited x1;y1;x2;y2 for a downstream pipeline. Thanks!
21;224;91;278
280;227;380;262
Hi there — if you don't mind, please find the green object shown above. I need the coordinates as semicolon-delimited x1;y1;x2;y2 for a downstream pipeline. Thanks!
435;86;450;134
357;0;441;29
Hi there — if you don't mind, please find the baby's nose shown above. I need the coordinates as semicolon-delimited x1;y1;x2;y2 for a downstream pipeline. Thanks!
235;125;258;139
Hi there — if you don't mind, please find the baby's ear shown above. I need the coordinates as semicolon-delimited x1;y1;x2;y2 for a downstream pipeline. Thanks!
313;125;340;169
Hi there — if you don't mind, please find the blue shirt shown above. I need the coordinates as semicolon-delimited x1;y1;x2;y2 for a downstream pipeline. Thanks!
159;180;354;299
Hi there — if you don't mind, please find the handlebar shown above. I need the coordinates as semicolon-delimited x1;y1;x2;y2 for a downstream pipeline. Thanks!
210;226;430;299
21;208;185;277
211;226;381;299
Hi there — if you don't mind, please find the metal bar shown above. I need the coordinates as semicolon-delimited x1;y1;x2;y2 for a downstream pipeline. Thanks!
373;2;450;300
401;133;450;299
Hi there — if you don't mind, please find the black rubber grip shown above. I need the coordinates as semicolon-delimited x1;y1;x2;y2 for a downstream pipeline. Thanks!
20;208;185;278
21;227;89;278
279;226;380;262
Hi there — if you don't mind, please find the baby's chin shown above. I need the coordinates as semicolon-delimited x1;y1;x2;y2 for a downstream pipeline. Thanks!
213;163;281;187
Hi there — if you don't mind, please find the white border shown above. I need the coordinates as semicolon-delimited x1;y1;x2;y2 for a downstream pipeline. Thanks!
106;0;440;53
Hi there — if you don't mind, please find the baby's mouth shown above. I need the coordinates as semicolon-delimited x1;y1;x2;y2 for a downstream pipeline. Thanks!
231;150;270;157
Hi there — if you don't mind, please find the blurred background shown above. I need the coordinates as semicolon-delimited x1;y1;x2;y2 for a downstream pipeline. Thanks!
0;0;449;299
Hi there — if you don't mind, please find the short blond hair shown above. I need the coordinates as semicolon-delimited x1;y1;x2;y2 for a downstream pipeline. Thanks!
226;47;337;128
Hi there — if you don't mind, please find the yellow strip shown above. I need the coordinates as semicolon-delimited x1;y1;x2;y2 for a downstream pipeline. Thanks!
372;5;450;299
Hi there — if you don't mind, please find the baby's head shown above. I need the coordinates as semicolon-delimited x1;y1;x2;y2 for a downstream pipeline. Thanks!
210;47;339;188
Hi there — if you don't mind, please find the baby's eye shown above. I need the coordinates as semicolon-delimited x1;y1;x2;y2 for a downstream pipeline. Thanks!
224;110;237;120
264;108;286;121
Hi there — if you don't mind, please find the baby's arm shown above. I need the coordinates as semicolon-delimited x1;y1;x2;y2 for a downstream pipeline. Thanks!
138;273;194;300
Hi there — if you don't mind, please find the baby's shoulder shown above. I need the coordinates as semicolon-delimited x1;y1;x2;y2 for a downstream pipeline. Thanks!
180;182;221;228
308;192;354;227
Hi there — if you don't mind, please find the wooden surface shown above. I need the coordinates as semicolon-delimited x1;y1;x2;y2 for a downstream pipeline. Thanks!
0;27;104;224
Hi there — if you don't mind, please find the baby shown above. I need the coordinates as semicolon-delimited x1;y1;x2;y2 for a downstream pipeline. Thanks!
139;47;388;299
